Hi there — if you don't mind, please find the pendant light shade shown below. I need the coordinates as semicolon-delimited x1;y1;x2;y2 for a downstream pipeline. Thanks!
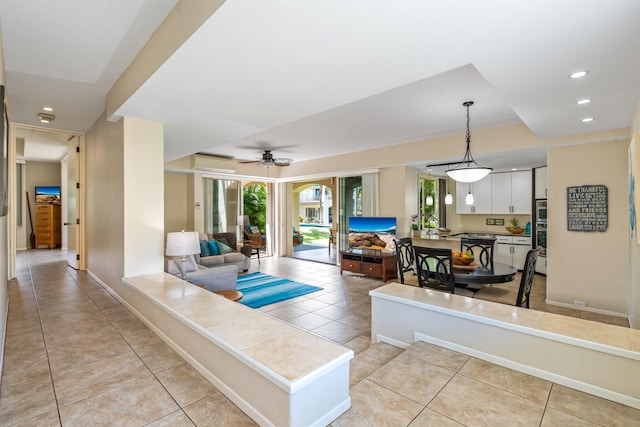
445;192;453;205
444;177;453;205
426;167;434;206
446;101;492;183
465;190;474;205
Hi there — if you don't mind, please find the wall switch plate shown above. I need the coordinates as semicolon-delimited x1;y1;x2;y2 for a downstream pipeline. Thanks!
574;300;586;308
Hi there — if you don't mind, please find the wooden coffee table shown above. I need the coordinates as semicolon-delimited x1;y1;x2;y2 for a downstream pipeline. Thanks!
213;290;243;301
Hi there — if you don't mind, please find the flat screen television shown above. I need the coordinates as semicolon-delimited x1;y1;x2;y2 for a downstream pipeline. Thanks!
348;216;396;251
35;185;61;204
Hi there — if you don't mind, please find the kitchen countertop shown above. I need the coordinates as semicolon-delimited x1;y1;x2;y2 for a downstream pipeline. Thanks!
413;231;531;241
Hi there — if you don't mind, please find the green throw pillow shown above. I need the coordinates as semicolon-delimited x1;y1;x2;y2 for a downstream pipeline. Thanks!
207;240;220;256
216;239;233;254
200;240;212;257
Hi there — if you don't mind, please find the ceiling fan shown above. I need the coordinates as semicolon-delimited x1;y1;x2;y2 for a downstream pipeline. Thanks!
240;150;293;167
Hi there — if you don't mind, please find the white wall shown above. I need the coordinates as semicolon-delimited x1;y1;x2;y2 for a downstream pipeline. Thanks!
547;140;630;315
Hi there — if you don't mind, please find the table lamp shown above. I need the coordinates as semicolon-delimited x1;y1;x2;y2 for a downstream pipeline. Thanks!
165;231;200;278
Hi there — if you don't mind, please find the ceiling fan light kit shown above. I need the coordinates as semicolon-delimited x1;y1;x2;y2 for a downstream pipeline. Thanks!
445;101;492;183
241;150;292;168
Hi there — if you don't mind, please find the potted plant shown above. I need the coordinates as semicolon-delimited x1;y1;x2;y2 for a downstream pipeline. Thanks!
410;214;419;236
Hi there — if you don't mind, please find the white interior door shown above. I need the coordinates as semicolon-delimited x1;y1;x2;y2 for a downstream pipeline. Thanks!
66;136;79;269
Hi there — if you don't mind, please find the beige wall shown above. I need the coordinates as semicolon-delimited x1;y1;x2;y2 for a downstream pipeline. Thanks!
630;100;640;328
165;172;189;233
0;22;6;379
85;112;125;291
123;117;164;277
26;161;61;198
379;166;419;238
547;139;630;315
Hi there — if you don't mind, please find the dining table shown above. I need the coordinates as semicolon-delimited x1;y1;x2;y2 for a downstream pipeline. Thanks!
450;261;517;287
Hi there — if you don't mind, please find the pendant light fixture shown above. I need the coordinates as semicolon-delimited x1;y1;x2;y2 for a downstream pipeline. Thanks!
446;101;492;183
465;185;474;205
444;177;453;205
426;168;434;206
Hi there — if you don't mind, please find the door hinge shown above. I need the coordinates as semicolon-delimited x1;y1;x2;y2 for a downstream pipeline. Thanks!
76;218;80;225
76;254;80;261
76;182;80;189
76;146;80;153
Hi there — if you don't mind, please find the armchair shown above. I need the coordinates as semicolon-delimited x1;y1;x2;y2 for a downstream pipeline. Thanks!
243;225;265;263
293;226;304;245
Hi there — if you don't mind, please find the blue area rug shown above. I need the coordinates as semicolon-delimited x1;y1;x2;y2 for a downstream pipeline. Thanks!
236;272;323;308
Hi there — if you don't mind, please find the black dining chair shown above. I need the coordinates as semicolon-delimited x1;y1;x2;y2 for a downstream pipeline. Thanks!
393;237;415;284
515;247;542;308
474;247;541;307
414;246;455;293
460;237;495;268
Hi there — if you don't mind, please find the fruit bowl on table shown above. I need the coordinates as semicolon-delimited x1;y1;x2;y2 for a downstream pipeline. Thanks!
452;255;475;265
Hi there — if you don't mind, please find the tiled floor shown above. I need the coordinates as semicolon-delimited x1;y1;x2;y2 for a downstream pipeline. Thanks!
1;249;637;426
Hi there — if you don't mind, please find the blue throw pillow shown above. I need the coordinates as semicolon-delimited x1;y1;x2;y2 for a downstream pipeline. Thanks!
200;240;212;257
207;240;220;255
216;239;233;254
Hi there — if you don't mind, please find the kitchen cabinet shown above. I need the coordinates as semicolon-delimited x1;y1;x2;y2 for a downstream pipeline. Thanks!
535;166;547;199
455;176;492;214
495;235;531;269
491;171;532;214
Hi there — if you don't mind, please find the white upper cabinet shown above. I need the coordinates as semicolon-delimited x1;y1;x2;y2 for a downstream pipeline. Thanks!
490;171;532;215
534;166;547;199
456;175;492;214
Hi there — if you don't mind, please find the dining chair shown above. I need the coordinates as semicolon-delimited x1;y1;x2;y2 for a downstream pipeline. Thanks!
460;237;495;268
393;237;415;284
515;246;542;308
414;246;455;293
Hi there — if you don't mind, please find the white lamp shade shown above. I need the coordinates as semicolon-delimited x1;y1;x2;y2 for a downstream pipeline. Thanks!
446;167;492;183
165;231;200;257
465;192;474;205
426;195;434;206
445;193;453;205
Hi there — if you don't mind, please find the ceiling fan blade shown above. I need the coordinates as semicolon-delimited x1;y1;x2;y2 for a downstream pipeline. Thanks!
273;158;292;166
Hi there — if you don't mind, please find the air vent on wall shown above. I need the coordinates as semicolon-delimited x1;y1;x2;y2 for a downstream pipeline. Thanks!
191;154;236;174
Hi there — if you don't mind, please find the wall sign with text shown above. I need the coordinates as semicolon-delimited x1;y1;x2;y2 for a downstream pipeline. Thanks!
567;185;608;232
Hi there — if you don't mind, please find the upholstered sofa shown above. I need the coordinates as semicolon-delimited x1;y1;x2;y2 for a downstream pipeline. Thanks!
165;259;238;292
196;232;252;273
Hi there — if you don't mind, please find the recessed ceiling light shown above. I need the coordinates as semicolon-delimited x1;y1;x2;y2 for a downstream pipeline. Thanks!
569;71;589;79
577;98;591;105
42;106;53;112
582;117;594;123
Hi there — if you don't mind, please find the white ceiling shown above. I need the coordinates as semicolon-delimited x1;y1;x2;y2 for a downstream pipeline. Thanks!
2;1;639;171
